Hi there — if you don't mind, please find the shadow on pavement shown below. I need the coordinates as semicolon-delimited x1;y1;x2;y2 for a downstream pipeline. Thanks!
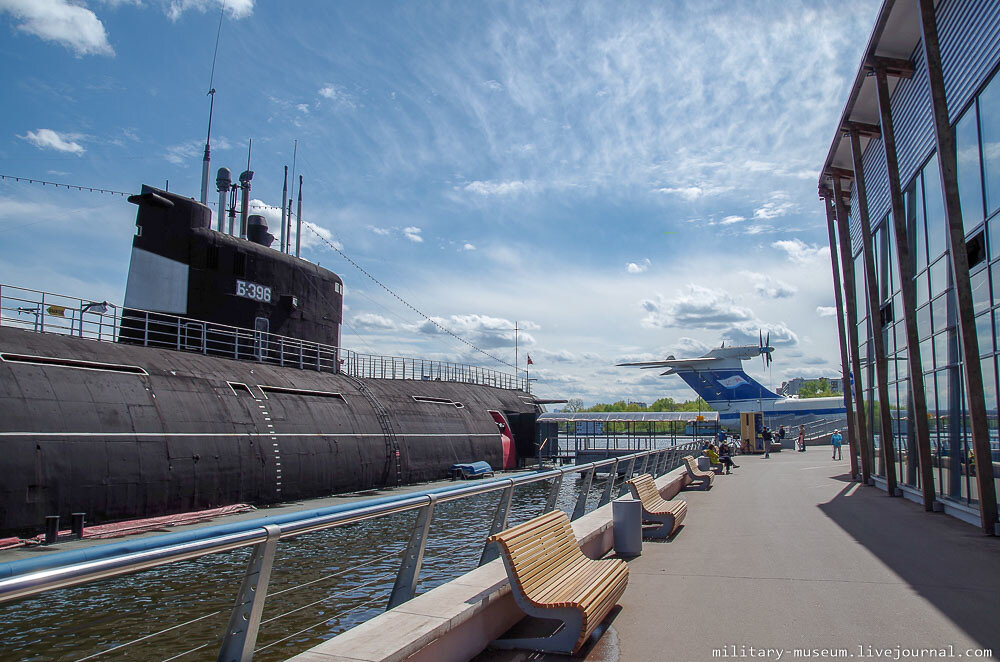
818;481;1000;651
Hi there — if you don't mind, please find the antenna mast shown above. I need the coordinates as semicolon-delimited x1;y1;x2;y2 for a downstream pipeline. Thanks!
200;3;226;206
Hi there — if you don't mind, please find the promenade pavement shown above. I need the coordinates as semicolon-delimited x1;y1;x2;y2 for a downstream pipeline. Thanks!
482;447;1000;661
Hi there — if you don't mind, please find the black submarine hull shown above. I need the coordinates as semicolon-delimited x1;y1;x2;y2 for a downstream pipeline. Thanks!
0;326;536;537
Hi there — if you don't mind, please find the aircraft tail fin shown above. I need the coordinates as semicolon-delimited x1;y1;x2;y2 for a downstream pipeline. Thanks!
674;368;780;406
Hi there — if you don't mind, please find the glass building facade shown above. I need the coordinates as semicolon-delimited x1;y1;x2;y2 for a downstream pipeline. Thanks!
821;0;1000;532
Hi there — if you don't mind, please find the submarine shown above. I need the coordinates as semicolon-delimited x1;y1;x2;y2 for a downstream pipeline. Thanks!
0;177;539;537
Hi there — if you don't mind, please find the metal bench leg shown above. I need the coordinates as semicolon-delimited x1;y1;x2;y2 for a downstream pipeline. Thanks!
571;467;595;521
544;473;563;513
492;557;586;655
641;513;675;539
480;482;514;566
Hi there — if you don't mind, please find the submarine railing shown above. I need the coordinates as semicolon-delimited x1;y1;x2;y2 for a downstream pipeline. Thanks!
0;282;527;391
0;443;702;660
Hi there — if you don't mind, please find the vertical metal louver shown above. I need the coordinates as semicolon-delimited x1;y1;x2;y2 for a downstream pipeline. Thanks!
939;0;1000;124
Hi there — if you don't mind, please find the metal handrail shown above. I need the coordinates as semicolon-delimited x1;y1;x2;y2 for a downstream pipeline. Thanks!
0;282;526;391
0;443;700;659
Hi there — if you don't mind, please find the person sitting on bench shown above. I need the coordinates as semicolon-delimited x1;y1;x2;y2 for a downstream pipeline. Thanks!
718;442;739;474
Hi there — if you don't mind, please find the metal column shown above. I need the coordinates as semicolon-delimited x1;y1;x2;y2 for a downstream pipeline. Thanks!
848;126;899;495
832;175;874;483
871;58;936;510
821;193;861;480
917;0;998;533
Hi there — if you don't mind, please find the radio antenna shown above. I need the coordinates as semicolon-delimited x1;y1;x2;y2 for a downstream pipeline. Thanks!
200;2;226;205
289;139;298;254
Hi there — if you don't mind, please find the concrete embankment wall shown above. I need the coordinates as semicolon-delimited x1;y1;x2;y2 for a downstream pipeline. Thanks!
288;465;694;662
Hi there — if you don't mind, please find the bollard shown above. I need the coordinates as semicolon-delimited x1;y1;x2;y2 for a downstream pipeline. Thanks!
44;516;60;545
71;513;86;539
612;499;642;558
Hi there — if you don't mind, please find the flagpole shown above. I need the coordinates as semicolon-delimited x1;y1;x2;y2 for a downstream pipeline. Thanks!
514;321;518;373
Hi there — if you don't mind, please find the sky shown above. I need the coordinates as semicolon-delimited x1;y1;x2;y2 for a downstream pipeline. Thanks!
0;0;882;405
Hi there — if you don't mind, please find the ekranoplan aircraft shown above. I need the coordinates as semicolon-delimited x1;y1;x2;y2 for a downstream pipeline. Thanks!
617;334;847;430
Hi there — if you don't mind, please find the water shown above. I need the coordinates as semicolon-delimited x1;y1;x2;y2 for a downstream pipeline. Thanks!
0;446;695;661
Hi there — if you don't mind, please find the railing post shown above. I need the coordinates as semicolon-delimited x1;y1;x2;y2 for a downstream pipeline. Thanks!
217;524;281;662
39;293;45;333
479;482;515;566
618;456;637;497
640;452;650;476
387;495;437;609
571;466;595;521
598;459;619;507
544;472;563;513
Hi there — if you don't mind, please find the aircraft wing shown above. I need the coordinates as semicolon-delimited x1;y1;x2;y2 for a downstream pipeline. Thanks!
617;357;718;369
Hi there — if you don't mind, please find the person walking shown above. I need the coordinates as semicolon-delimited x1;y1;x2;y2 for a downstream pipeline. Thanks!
797;425;806;452
830;429;843;460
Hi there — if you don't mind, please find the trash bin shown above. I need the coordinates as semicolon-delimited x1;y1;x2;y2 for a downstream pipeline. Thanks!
697;455;711;471
612;498;642;558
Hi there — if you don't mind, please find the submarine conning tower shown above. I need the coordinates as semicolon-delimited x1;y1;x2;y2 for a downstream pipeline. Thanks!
120;185;343;350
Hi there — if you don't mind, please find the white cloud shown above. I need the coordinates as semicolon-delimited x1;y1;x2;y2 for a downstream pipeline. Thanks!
318;83;357;109
816;306;837;317
626;258;650;274
0;0;114;56
753;200;795;219
484;80;504;91
462;243;476;251
652;186;703;201
403;226;423;243
742;271;797;299
19;128;85;154
720;215;746;225
166;0;253;21
722;321;799;347
353;313;396;331
405;314;538;349
164;136;230;166
462;180;535;196
640;284;755;330
772;238;829;264
369;226;391;236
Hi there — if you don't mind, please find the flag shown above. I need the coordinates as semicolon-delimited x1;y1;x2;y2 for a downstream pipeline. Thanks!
526;354;533;365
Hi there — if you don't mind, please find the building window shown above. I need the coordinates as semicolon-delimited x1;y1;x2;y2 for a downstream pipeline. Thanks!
923;155;948;262
971;265;990;314
967;230;986;268
929;256;949;298
956;105;984;232
906;180;927;273
980;72;1000;217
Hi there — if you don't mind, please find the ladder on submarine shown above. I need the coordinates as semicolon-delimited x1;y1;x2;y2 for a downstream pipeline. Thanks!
344;375;403;487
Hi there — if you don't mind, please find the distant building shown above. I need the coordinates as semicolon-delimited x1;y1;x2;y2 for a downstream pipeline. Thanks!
627;401;648;409
779;378;843;396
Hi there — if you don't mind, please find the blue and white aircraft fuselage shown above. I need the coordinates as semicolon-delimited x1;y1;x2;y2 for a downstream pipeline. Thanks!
618;343;847;430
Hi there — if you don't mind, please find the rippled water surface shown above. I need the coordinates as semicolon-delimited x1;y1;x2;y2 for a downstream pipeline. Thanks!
0;444;699;661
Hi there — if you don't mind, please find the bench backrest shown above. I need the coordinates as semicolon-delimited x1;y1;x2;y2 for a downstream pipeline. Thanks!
683;455;698;470
626;473;661;505
487;510;585;598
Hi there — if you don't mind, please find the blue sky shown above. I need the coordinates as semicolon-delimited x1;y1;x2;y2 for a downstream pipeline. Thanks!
0;0;881;404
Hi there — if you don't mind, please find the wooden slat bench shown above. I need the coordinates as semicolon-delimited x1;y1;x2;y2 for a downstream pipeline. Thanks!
682;455;715;489
487;509;629;654
625;473;688;538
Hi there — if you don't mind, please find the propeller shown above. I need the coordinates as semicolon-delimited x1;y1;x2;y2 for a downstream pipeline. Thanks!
759;329;773;368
